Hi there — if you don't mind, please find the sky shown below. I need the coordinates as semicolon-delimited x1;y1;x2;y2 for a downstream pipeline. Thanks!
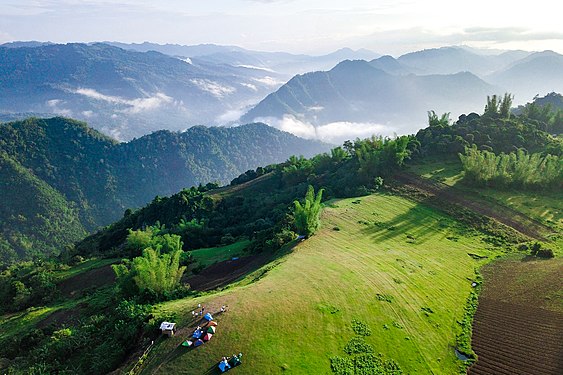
1;0;562;55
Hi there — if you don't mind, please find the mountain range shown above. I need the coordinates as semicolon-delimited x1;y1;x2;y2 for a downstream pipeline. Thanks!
241;47;563;140
1;42;562;142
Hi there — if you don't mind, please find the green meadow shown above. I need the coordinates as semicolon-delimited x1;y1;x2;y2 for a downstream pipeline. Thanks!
144;193;498;374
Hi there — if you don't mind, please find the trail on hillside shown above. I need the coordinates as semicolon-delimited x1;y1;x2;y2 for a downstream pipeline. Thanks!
394;172;553;240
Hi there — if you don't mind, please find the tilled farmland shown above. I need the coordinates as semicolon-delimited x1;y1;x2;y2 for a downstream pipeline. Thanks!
468;258;563;375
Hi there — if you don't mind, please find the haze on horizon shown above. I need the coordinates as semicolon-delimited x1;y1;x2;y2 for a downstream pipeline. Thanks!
1;0;562;55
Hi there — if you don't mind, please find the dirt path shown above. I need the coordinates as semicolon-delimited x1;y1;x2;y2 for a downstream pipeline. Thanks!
393;172;553;240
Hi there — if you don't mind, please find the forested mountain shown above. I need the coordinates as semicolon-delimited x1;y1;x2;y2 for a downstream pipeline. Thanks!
0;43;288;140
241;59;495;140
0;117;329;264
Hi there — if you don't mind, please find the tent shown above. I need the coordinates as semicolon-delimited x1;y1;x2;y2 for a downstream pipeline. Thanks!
229;354;242;367
218;361;231;373
207;321;218;327
203;333;213;341
204;312;213;321
193;339;204;347
181;340;193;347
207;326;216;334
192;329;203;339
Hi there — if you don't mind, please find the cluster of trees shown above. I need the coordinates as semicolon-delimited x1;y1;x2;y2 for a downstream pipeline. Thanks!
514;92;563;135
112;227;189;302
460;146;562;190
0;260;60;313
416;94;562;157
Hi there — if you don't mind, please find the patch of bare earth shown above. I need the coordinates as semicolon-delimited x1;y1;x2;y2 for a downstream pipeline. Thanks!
468;258;563;375
184;253;271;291
57;264;116;298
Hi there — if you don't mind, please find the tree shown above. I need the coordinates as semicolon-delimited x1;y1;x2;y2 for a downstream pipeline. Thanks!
293;185;324;237
427;111;450;127
113;232;187;298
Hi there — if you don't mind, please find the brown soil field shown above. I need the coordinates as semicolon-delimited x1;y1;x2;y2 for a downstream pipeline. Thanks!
184;252;271;291
57;264;116;298
468;257;563;375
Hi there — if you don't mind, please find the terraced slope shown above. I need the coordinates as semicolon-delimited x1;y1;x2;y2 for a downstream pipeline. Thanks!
141;193;498;374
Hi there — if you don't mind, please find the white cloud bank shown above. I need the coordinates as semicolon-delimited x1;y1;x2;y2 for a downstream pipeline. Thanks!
254;115;397;144
71;88;177;114
190;79;236;98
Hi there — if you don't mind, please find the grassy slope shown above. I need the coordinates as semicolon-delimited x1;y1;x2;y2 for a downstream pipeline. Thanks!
410;158;563;233
144;193;498;374
190;240;251;269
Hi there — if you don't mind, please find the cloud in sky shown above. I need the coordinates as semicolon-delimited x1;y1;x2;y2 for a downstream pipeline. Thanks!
0;1;561;55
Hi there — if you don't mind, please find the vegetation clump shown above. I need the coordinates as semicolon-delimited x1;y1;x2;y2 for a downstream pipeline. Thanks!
293;185;324;237
460;146;561;190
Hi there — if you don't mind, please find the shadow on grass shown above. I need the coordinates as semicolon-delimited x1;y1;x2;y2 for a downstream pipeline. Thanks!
359;202;441;244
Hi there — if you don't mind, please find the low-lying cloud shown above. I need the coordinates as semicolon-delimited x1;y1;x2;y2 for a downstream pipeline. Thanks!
190;79;236;98
71;88;177;114
253;115;396;144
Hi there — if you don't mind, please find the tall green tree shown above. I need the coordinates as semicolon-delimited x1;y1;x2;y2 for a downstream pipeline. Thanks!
113;232;187;298
293;185;324;238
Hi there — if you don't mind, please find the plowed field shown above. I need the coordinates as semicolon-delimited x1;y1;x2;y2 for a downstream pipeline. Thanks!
468;258;563;375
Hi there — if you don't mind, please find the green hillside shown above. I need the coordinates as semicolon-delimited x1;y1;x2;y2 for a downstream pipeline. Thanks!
0;153;86;263
144;193;497;374
0;96;560;374
0;117;329;264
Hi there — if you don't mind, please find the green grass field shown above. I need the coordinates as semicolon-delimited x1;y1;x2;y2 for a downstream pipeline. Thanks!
409;158;563;233
190;240;251;269
143;193;499;374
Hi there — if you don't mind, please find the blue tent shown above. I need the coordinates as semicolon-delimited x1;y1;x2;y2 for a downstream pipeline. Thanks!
204;312;213;321
218;361;231;373
192;329;203;339
193;339;204;347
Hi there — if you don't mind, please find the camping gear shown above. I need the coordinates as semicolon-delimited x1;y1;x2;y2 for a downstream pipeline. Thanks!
218;361;231;373
159;322;176;337
192;329;203;339
193;339;204;347
203;333;213;341
207;326;216;334
204;312;213;321
207;320;218;327
181;340;193;347
229;353;242;367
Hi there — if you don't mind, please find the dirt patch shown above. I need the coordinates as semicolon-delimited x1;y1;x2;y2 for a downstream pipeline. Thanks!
393;172;553;240
57;264;116;298
36;306;83;329
185;252;271;291
468;258;563;375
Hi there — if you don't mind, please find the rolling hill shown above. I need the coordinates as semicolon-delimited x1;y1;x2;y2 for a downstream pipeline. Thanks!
0;117;329;263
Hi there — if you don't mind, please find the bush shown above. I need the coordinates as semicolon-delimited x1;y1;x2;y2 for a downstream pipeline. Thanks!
536;248;555;258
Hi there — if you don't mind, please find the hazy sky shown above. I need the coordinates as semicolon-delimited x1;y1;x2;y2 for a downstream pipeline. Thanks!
1;0;562;55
